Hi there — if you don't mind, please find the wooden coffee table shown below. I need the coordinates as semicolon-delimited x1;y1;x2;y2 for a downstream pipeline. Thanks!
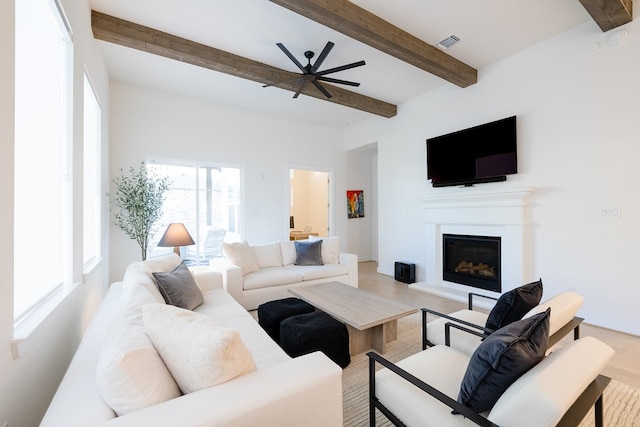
289;281;417;355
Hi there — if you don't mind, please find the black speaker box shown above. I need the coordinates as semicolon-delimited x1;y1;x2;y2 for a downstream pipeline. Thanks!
394;262;416;284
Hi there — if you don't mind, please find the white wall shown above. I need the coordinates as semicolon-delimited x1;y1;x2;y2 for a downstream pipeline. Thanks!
0;1;111;426
109;83;348;281
345;145;377;261
345;19;640;335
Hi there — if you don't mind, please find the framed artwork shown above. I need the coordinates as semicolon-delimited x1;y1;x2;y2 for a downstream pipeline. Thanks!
347;190;364;218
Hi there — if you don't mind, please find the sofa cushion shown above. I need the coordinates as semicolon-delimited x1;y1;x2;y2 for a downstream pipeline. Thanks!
96;286;181;416
122;254;183;303
280;241;297;265
523;291;584;336
251;242;283;268
243;267;303;290
485;279;543;332
308;235;340;264
294;240;323;266
142;303;257;394
286;263;349;281
222;241;260;275
152;261;204;310
458;308;550;413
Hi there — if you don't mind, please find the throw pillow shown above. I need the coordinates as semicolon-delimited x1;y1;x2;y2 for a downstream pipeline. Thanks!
96;286;181;416
294;240;323;266
152;261;204;310
280;241;297;265
458;308;550;413
308;235;340;264
222;241;260;275
251;242;283;268
142;304;257;394
484;279;543;332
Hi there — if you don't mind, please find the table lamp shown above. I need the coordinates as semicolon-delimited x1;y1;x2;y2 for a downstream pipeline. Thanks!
157;223;195;256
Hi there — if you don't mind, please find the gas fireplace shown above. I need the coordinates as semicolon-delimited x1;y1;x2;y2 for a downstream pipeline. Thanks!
443;234;501;293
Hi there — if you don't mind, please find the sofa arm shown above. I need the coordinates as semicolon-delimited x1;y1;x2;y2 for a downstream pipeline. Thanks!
209;258;244;303
94;351;343;427
339;252;359;288
189;267;223;292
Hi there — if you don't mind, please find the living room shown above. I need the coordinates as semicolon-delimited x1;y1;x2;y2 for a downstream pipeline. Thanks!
2;0;639;426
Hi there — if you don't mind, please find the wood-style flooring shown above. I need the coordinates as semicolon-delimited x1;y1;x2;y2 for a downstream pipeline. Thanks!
357;261;640;389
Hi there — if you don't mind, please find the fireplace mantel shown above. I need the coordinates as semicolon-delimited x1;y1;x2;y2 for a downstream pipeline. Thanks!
411;186;535;305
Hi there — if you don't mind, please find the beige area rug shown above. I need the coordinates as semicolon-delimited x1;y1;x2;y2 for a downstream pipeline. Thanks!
342;312;640;427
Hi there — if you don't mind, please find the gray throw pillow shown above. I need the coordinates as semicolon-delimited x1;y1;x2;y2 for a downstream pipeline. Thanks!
152;262;204;310
294;240;323;266
458;308;550;413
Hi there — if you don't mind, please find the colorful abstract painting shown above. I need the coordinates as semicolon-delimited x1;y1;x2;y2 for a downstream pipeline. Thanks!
347;190;364;219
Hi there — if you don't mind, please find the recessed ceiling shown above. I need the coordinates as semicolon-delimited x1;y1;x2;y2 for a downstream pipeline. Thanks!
90;0;593;127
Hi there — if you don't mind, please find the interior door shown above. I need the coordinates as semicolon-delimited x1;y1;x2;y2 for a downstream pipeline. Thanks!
289;168;331;239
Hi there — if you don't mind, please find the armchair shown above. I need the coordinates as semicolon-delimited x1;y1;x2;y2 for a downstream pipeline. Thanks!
368;336;614;426
422;291;585;356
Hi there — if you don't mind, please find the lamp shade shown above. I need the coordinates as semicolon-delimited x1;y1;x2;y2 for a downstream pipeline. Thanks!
157;223;195;247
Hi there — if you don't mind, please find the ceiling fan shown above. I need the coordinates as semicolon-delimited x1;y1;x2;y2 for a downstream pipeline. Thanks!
264;41;365;99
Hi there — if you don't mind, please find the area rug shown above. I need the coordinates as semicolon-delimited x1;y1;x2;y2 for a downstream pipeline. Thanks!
342;312;640;427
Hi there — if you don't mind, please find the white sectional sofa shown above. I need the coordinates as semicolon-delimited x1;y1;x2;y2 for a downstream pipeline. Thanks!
212;237;358;310
40;254;343;427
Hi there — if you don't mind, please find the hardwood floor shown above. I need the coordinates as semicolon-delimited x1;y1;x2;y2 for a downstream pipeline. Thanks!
357;261;640;389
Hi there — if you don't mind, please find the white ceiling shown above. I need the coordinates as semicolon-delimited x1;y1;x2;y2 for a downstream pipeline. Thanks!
89;0;593;128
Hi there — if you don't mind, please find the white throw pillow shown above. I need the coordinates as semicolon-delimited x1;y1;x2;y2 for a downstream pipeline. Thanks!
251;242;283;268
96;287;181;416
222;241;260;275
280;241;297;265
142;304;257;394
308;235;340;264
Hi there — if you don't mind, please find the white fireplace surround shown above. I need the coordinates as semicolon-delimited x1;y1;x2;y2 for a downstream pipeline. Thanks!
410;187;535;307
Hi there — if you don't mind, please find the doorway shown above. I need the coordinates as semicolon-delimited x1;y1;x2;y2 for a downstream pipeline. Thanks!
288;168;331;239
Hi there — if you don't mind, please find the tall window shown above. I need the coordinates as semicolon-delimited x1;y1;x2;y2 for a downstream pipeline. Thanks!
147;161;241;265
83;74;101;266
14;0;72;320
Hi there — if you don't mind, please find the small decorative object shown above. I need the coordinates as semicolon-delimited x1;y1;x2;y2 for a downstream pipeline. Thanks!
110;161;170;260
157;223;195;256
347;190;364;219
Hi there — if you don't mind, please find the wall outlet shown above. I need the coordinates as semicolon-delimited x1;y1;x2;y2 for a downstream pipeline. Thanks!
599;207;622;219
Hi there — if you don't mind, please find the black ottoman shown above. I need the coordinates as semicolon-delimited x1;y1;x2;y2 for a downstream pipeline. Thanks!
280;311;351;368
257;297;315;343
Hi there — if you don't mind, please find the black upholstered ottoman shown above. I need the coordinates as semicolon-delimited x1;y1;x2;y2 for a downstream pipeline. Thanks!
280;311;351;368
257;297;315;343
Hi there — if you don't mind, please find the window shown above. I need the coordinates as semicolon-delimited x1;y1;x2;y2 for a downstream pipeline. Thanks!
83;73;101;266
147;161;241;266
14;0;72;320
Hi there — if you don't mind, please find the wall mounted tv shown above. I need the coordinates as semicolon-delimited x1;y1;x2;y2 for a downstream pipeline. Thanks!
426;116;517;188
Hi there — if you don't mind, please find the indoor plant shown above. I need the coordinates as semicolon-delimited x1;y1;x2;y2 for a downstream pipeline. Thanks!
111;162;170;260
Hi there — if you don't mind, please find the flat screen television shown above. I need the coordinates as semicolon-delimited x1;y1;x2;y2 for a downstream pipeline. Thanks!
426;116;517;187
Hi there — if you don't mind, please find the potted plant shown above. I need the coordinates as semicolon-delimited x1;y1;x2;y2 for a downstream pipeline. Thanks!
110;162;170;260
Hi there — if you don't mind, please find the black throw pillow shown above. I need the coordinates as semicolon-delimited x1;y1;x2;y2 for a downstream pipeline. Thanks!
484;279;543;332
458;308;550;413
294;240;323;266
152;261;204;310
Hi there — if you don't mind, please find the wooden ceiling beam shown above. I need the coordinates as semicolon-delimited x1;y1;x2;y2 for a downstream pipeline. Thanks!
91;11;397;118
268;0;477;88
578;0;633;32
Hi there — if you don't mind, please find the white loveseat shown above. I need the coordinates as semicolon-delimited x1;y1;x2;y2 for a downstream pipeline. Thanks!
212;237;358;310
40;254;343;427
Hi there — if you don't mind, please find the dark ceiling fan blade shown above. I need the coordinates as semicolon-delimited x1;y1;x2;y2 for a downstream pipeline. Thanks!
317;76;361;87
311;80;332;98
311;41;334;73
293;80;306;98
316;60;366;76
262;77;303;88
276;43;306;73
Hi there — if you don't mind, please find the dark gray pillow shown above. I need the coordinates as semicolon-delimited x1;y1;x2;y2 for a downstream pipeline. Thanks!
485;279;543;332
152;262;204;310
294;240;323;266
458;308;550;413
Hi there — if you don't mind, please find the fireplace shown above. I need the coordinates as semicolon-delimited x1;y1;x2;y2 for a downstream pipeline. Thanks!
443;234;501;293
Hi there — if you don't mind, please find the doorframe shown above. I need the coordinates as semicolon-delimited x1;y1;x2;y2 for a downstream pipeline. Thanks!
285;164;335;239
